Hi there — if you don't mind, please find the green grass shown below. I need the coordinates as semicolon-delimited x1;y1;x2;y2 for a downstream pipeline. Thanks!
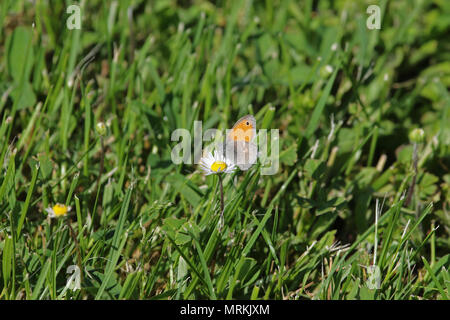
0;0;449;300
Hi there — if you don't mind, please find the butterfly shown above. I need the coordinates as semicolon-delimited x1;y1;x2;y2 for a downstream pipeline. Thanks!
218;114;258;171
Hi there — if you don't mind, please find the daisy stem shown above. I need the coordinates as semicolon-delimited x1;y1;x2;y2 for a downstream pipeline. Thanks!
218;174;224;230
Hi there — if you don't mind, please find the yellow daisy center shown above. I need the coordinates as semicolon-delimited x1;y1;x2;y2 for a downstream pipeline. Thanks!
211;161;227;173
52;204;68;216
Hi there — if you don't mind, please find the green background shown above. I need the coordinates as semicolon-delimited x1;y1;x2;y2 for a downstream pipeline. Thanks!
0;0;449;299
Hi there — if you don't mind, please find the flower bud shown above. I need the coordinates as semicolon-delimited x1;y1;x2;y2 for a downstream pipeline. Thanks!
96;122;107;136
319;65;334;78
409;128;425;143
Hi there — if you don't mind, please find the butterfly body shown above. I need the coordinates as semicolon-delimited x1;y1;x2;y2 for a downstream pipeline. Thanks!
218;115;258;171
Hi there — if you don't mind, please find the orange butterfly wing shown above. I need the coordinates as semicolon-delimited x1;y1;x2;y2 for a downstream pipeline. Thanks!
227;115;256;142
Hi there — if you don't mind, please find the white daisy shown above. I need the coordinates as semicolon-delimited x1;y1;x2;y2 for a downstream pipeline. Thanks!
199;150;236;175
45;203;72;218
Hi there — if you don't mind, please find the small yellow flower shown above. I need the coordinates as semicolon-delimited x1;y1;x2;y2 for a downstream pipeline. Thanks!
45;203;71;218
199;151;236;175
